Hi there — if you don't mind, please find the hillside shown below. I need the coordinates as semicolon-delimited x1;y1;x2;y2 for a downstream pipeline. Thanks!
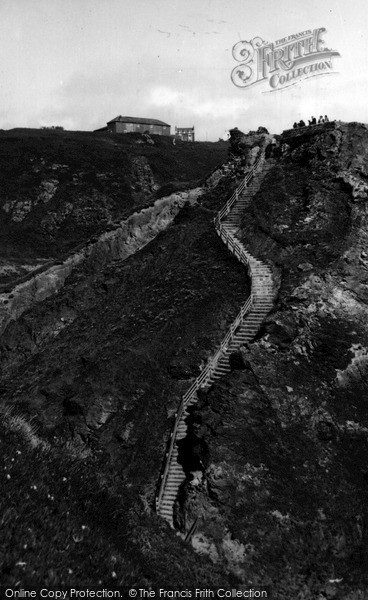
0;128;227;282
177;122;368;598
0;140;251;589
1;122;368;598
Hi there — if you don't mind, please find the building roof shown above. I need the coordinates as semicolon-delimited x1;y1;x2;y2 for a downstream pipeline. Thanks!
107;115;170;127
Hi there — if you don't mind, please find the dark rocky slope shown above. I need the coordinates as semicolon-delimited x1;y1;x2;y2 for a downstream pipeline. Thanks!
3;123;368;598
176;122;368;599
0;145;261;588
0;128;227;281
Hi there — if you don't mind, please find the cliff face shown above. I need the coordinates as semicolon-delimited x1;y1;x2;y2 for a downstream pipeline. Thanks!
2;123;368;597
176;122;368;598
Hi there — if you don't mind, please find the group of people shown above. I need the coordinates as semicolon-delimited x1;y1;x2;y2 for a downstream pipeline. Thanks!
293;115;330;129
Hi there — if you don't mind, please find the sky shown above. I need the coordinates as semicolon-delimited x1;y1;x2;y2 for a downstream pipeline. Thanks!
0;0;367;140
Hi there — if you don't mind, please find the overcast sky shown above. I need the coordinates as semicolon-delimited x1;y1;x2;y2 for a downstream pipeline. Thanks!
0;0;367;140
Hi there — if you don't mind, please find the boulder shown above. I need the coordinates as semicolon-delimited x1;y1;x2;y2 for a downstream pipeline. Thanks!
264;313;298;348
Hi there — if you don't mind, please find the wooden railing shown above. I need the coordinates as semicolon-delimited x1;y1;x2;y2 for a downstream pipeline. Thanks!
155;149;266;514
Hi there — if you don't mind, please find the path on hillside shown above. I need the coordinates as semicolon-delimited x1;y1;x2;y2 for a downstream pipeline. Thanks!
156;152;276;528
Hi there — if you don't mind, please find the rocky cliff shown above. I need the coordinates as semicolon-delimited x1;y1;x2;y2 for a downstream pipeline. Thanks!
175;122;368;598
2;123;368;598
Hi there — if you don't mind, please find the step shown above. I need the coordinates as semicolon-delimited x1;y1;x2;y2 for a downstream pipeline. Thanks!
213;368;229;376
160;497;176;504
251;269;270;273
159;510;173;518
253;294;273;298
158;507;173;516
215;365;230;372
253;303;273;308
234;331;257;338
217;357;229;365
213;371;229;378
158;511;173;519
231;331;257;338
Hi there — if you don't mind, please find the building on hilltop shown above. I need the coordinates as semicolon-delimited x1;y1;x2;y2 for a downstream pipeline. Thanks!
94;116;171;136
175;126;195;142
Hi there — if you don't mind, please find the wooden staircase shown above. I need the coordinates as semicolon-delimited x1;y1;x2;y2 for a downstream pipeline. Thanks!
156;151;275;527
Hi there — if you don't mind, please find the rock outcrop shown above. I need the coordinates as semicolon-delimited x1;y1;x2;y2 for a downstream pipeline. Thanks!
0;188;202;334
174;122;368;598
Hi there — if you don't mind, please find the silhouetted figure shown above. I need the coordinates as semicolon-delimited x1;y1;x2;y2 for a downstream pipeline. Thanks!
265;138;277;158
308;119;312;126
311;116;317;125
293;122;298;129
299;120;306;128
324;115;329;122
318;115;323;123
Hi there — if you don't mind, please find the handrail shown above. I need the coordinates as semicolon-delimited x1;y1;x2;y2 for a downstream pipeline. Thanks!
155;148;266;514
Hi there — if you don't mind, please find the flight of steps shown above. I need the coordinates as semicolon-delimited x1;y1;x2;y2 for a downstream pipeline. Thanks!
156;396;197;526
156;152;275;528
224;160;275;229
